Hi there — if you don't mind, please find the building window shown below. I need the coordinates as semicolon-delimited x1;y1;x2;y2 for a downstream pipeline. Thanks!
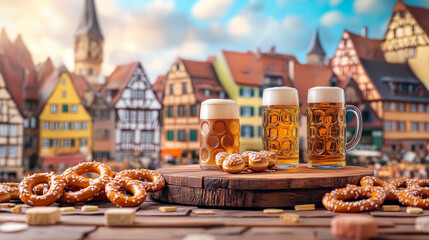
121;131;134;143
426;104;429;113
52;139;60;147
136;111;143;122
169;84;174;94
43;139;50;147
258;126;262;137
71;105;78;113
399;103;405;112
81;122;87;130
219;91;226;98
62;104;69;113
412;122;418;131
62;91;67;98
8;146;16;158
391;121;397;131
177;106;186;117
390;102;396;111
0;146;5;157
24;119;29;128
95;129;110;140
53;122;60;130
141;131;154;143
259;106;262;117
63;122;70;130
167;131;174;141
408;47;416;58
80;138;88;147
418;104;425;112
240;106;254;117
399;122;405;132
51;104;58;113
31;117;36;128
167;107;173;117
384;121;390;131
362;111;372;123
189;105;196;116
203;89;211;97
241;125;254;138
72;122;80;130
9;125;18;136
240;87;254;97
0;124;6;136
427;123;429;132
419;122;425;132
411;103;416;112
190;130;197;142
130;111;137;122
43;122;50;130
182;83;187;94
177;130;186;141
63;139;74;147
122;110;129;122
62;78;66;85
383;102;389;111
145;111;152;123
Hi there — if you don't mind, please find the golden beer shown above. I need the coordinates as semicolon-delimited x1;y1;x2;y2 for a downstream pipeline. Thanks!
262;87;299;169
307;87;362;169
200;99;240;170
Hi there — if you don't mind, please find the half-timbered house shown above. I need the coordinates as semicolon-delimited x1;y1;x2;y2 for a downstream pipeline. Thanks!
103;62;161;164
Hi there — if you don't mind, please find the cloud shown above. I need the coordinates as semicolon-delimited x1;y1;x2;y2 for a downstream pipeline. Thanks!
320;10;343;26
192;0;233;20
228;15;252;36
330;0;342;7
283;15;305;33
353;0;390;15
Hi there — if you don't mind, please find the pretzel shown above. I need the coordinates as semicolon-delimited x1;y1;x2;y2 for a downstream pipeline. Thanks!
384;177;419;201
1;183;20;200
60;162;114;203
398;187;429;209
105;178;147;207
322;185;386;213
115;169;165;192
19;172;66;206
0;186;11;203
360;176;398;201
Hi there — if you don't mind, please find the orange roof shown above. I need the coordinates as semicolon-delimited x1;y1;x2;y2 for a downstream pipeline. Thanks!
347;31;384;61
36;57;55;87
0;55;25;114
222;49;297;87
153;75;166;102
293;63;335;114
70;73;91;100
103;62;139;104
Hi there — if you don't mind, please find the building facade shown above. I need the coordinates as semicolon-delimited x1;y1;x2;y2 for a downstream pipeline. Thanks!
103;62;161;162
38;71;93;164
161;58;227;160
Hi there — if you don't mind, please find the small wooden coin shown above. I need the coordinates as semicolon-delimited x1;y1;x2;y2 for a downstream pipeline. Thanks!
60;207;76;212
105;208;136;227
159;206;177;212
0;203;15;208
81;205;99;212
294;204;315;211
0;223;29;233
26;207;61;225
10;205;22;214
280;213;300;223
194;210;215;215
407;207;423;214
382;205;400;212
263;209;284;214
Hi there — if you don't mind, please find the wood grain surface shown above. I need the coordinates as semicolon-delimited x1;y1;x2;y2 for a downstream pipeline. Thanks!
151;164;373;208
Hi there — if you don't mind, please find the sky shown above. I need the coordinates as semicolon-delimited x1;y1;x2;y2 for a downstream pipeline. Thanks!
1;0;429;82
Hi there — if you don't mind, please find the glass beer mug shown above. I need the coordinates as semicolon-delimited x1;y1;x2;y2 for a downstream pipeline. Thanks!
262;87;300;169
307;87;362;168
199;99;240;170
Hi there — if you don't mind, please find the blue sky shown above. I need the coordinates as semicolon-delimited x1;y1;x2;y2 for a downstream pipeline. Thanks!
1;0;429;81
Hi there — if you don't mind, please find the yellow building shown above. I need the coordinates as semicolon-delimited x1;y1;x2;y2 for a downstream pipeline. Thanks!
213;48;297;152
39;71;92;164
382;1;429;90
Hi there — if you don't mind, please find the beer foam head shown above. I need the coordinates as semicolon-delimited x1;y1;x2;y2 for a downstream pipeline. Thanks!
307;87;345;104
200;99;239;119
262;87;299;106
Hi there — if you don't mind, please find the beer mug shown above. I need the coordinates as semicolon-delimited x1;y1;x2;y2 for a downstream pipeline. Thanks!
262;87;300;169
307;87;362;168
200;99;240;170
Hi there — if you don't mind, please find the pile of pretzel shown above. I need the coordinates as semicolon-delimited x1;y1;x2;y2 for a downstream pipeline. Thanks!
0;162;165;207
322;176;429;213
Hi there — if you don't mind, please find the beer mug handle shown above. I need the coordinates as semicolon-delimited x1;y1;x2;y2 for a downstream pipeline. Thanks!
345;105;363;152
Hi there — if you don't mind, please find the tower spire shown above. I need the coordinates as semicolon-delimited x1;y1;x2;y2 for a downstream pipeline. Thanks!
76;0;103;39
306;29;327;65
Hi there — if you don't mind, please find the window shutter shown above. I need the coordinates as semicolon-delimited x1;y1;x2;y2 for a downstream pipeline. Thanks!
251;88;255;97
250;107;254;116
259;107;262;116
239;88;243;96
71;139;75;147
240;107;243;116
250;126;254;137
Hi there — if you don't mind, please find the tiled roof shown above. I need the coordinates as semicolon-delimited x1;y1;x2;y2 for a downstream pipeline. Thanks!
70;73;90;100
347;31;385;61
307;30;326;56
181;58;226;103
0;55;25;114
153;75;166;102
0;29;19;65
36;57;55;87
407;5;429;36
103;62;139;104
76;0;103;39
293;63;335;114
222;49;297;87
360;58;429;103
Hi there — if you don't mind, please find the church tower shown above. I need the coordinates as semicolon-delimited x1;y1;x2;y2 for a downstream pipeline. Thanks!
306;30;327;65
74;0;103;84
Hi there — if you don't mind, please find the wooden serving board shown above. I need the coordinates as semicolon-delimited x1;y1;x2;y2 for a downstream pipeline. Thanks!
150;164;373;209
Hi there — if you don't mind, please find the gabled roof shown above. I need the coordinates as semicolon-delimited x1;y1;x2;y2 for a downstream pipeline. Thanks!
307;30;326;56
180;58;226;103
0;28;19;65
0;55;25;114
103;62;139;104
221;49;297;87
14;34;34;70
36;57;55;87
407;5;429;36
153;75;166;102
76;0;103;39
360;58;429;103
347;31;385;61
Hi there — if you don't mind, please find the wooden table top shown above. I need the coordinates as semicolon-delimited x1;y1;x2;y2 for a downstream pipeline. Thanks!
1;198;428;240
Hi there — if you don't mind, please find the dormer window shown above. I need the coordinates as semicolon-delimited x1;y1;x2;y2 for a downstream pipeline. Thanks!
219;91;226;98
203;89;211;97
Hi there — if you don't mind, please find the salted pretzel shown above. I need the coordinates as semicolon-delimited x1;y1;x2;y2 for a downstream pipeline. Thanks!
19;172;66;206
1;182;20;200
360;176;398;201
0;185;11;203
384;177;419;201
322;185;387;213
398;187;429;209
60;162;114;203
105;177;147;207
115;169;165;192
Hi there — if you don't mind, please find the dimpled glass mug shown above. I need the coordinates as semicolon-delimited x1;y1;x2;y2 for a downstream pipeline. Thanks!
199;99;240;170
307;87;362;169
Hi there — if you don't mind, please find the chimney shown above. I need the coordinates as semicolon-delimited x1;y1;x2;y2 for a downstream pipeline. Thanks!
361;26;368;38
288;60;294;82
269;45;276;54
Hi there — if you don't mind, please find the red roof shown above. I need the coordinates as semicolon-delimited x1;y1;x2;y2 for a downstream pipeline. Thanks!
347;31;384;61
153;75;166;102
407;5;429;36
0;55;25;114
36;57;55;87
70;73;90;100
103;62;139;104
